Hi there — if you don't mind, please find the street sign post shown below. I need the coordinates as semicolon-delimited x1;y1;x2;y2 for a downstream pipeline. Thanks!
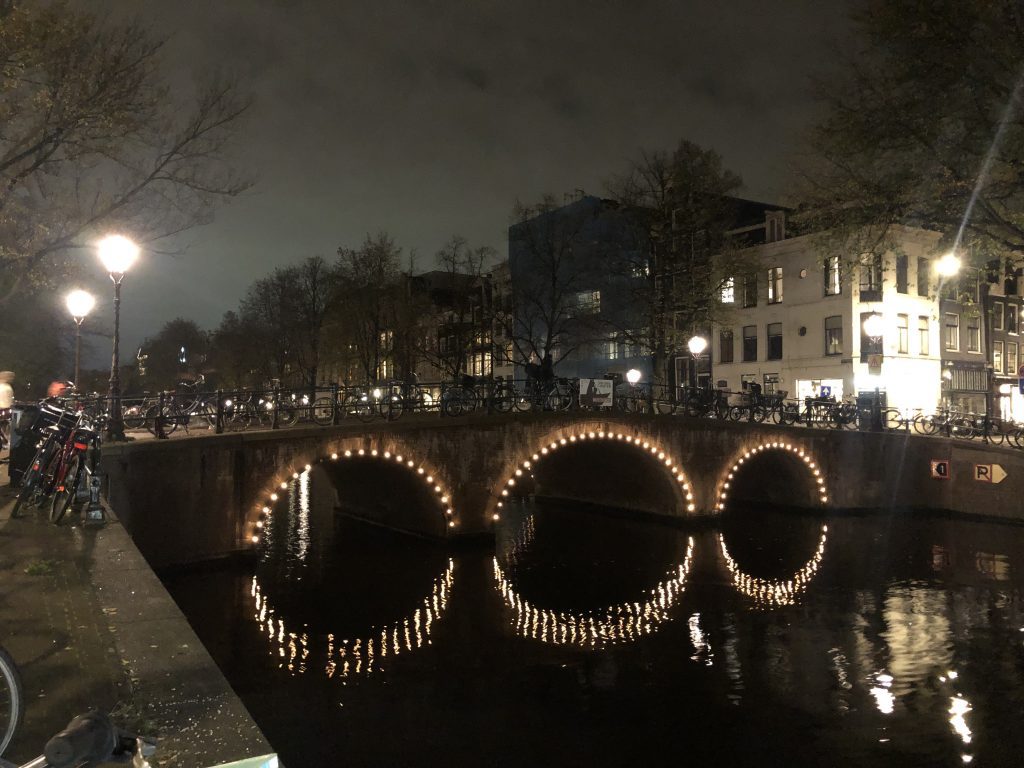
974;464;1007;484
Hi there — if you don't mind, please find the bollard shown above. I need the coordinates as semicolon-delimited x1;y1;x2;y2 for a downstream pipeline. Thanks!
155;391;169;439
215;389;224;434
271;385;280;430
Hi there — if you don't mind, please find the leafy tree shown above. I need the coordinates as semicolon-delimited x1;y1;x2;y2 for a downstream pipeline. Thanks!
208;310;261;388
0;1;251;305
0;290;69;396
606;140;757;383
803;0;1024;269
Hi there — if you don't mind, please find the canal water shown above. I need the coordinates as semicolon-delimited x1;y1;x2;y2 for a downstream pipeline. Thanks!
162;466;1024;767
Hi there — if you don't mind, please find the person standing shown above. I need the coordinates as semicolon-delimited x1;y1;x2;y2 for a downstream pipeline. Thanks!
0;371;13;456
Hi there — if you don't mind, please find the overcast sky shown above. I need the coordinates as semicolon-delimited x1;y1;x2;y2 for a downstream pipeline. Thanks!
71;0;850;367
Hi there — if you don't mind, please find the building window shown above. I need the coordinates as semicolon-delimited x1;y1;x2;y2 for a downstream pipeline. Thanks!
824;256;841;296
994;301;1004;330
767;267;783;304
944;313;959;351
967;318;981;352
720;329;734;363
860;312;883;361
763;373;780;395
573;290;601;315
825;315;843;356
1009;342;1019;377
860;254;883;301
720;277;735;304
918;316;929;356
605;333;620;360
917;257;930;296
1008;303;1018;334
994;340;1004;374
742;325;757;362
767;322;783;360
896;254;908;293
960;274;980;304
897;314;909;354
742;274;757;308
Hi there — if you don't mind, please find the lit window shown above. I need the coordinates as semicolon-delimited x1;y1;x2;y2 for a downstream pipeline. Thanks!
897;314;909;354
944;313;959;351
824;256;841;296
994;341;1004;374
767;267;783;304
825;316;842;356
918;316;929;356
721;277;735;304
573;290;601;315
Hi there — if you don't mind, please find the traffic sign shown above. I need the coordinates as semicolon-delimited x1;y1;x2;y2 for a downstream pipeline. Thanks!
974;464;1007;484
1019;377;1024;395
930;459;950;479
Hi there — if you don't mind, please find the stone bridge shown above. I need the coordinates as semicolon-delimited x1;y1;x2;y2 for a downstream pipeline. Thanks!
100;412;1024;568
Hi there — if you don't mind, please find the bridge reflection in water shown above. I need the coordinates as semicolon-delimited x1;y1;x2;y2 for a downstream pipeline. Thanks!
161;461;1024;768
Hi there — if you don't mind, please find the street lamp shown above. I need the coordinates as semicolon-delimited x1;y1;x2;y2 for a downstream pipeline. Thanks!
626;368;642;385
862;314;884;431
97;234;139;441
934;252;962;278
64;289;96;388
687;334;708;389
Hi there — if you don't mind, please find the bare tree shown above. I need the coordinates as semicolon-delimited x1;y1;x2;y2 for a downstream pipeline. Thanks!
504;195;604;369
0;2;252;304
333;233;403;382
606;140;758;383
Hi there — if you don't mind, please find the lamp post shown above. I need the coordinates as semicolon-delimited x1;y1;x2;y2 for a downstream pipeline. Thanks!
687;335;708;390
862;313;885;431
64;289;96;388
97;235;139;441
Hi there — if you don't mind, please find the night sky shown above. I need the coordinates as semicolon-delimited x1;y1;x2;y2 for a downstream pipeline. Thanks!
72;0;849;367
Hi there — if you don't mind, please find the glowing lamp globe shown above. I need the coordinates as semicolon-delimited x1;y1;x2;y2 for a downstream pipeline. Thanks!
934;252;961;278
65;289;96;321
862;313;885;339
97;234;139;276
687;336;708;356
626;369;642;385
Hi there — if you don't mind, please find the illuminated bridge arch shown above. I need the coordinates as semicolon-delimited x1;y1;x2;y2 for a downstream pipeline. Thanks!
245;438;459;548
714;440;829;513
490;424;696;525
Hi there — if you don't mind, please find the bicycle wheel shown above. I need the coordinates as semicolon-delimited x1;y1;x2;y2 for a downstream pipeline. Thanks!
513;389;534;412
311;397;335;426
443;389;466;417
0;645;23;758
50;452;83;524
913;413;939;436
381;394;404;421
492;384;513;413
11;441;57;517
277;404;298;428
145;404;179;436
122;403;147;430
355;395;377;423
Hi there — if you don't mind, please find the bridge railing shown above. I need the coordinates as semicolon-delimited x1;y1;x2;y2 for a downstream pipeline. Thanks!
19;380;1024;450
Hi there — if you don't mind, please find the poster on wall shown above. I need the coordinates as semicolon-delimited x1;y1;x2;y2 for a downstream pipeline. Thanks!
579;378;614;408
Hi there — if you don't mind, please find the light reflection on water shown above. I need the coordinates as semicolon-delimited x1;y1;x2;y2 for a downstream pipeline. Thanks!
163;468;1024;768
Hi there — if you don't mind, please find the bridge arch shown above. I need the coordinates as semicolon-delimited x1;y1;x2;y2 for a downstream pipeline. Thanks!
714;440;829;513
490;424;696;524
245;438;459;548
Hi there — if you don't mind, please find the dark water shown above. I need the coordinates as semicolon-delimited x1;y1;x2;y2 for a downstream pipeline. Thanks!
163;466;1024;767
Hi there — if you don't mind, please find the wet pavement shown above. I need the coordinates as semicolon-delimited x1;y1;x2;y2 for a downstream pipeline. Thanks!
0;483;273;767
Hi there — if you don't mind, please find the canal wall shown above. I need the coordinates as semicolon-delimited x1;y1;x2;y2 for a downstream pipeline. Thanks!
99;414;1024;568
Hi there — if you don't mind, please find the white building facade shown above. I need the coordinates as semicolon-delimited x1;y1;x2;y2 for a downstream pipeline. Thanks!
711;226;944;415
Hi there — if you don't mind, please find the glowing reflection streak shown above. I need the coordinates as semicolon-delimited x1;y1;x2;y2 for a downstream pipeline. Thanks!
493;536;694;648
718;525;828;608
296;469;310;562
250;558;455;679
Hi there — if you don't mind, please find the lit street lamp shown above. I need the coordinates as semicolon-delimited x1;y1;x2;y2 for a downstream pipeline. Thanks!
64;289;96;388
625;368;642;385
97;234;139;441
862;314;884;431
934;251;962;278
687;334;708;389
